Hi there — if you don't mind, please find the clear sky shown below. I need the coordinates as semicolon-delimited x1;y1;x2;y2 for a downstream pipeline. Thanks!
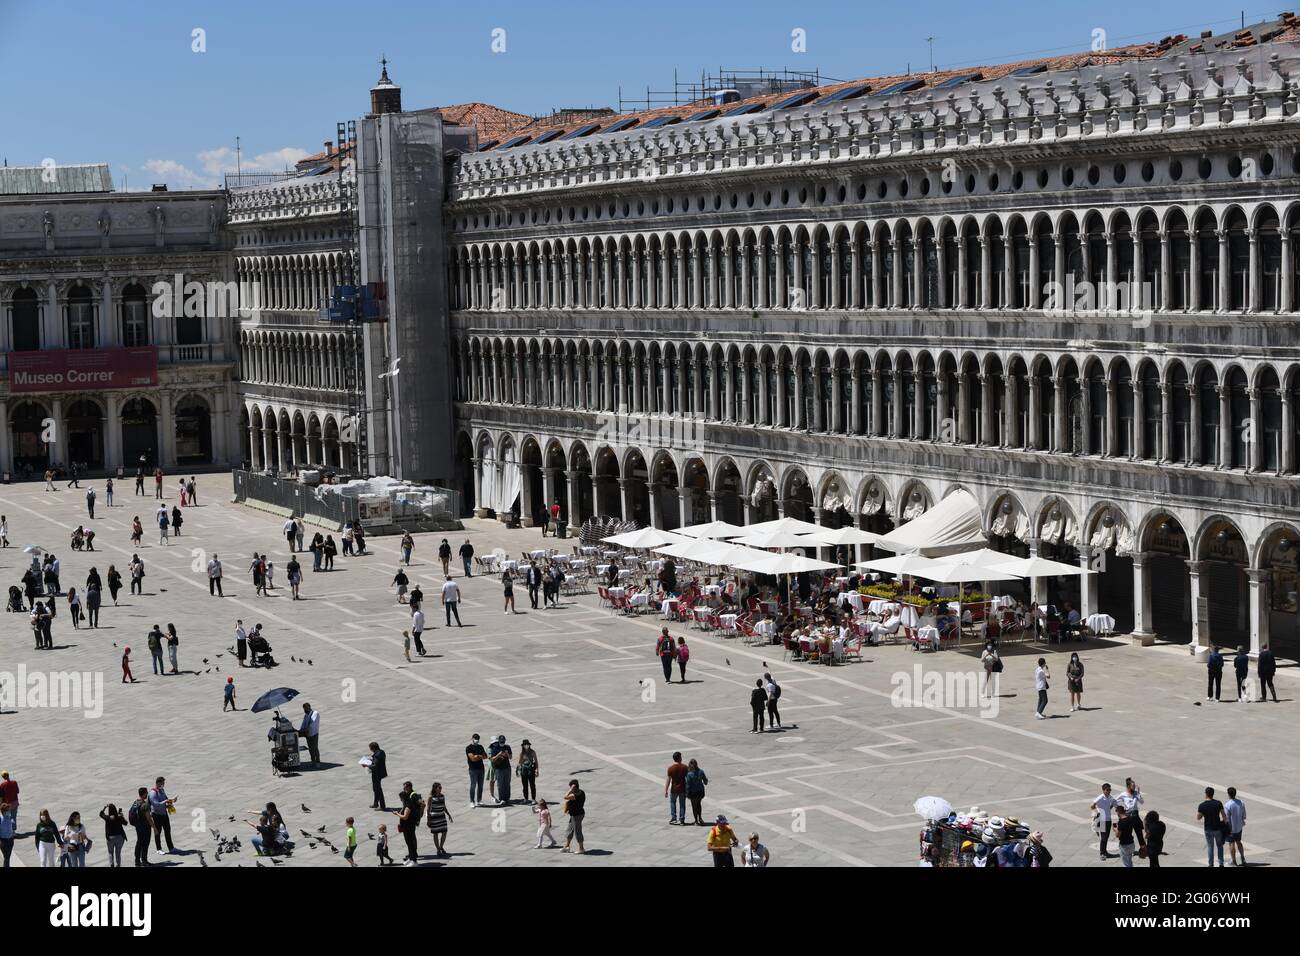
0;0;1280;190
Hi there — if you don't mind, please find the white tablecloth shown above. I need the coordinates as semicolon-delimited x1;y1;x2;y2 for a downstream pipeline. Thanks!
529;549;550;559
1086;613;1116;634
551;553;570;564
645;559;664;574
629;592;649;608
501;559;518;572
917;625;941;648
692;606;713;626
602;551;621;559
481;554;500;568
991;595;1017;610
867;599;900;616
754;619;775;639
569;559;587;570
580;546;599;555
837;591;864;612
835;576;851;590
703;584;723;596
719;613;738;630
661;598;680;618
898;604;921;628
608;586;626;599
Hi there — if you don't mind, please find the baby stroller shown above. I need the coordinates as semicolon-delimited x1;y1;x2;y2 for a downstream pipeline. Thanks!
248;633;277;667
6;586;24;613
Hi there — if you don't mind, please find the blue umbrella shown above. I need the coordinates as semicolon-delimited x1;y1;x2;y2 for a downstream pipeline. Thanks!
252;687;300;713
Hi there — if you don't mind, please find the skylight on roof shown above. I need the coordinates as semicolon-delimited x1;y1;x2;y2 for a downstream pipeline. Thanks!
874;79;925;96
933;73;981;89
496;134;533;150
1009;64;1047;77
561;123;601;140
604;117;639;133
476;140;499;152
532;129;564;144
822;84;871;103
686;108;721;122
721;102;764;117
642;115;682;129
769;90;820;110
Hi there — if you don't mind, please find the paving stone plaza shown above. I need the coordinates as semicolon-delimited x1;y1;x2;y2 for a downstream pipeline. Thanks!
1;474;1296;868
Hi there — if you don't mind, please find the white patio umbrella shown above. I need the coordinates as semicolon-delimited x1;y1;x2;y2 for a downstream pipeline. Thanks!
731;529;817;550
601;527;688;549
854;553;939;575
797;527;883;547
656;537;757;564
675;519;749;539
740;516;825;536
917;555;1022;644
734;551;843;574
986;554;1090;578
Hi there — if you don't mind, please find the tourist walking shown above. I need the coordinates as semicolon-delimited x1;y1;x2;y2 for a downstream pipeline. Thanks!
62;817;89;866
235;619;248;667
107;565;122;605
676;637;691;682
534;799;557;848
1258;646;1278;701
397;785;422;866
438;538;452;575
154;467;163;498
441;575;463;627
134;466;145;496
393;568;409;604
526;561;542;609
665;751;688;824
1117;778;1146;850
34;810;59;867
750;679;768;733
128;789;152;865
561;780;585;854
99;804;127;867
764;671;781;728
0;772;18;830
1197;786;1228;867
86;486;96;519
517;740;539;803
287;556;302;600
250;554;266;596
1034;657;1050;718
459;538;474;576
130;516;143;545
1206;645;1225;701
310;533;324;572
343;817;357;867
1091;782;1117;860
426;782;451;857
1225;787;1247;866
502;569;517;614
707;815;739;867
208;554;223;596
367;742;388;811
121;646;136;683
411;606;427;656
1233;646;1250;701
980;642;1000;697
656;627;676;682
283;516;298;553
1144;810;1165;867
400;531;414;566
1;805;18;866
1066;652;1085;711
67;587;81;629
105;478;113;508
130;555;146;595
223;677;236;711
323;535;336;570
685;759;708;825
157;508;169;545
466;733;487;807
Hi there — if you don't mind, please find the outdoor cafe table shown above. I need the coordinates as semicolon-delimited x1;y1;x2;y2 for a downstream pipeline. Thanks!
602;550;621;559
608;586;627;599
597;565;633;579
897;604;921;628
501;559;518;572
837;591;865;612
834;576;851;590
1086;613;1116;635
719;613;739;633
867;599;900;616
692;606;714;628
645;559;664;574
760;600;780;614
480;554;500;569
551;553;571;564
529;549;550;559
580;546;600;556
754;619;775;641
917;625;942;650
628;591;649;609
703;584;724;597
661;598;680;618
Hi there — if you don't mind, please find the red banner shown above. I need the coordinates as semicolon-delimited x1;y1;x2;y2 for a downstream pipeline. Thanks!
8;347;159;393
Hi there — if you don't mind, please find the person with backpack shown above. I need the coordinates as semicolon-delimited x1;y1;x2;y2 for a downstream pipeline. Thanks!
250;554;266;596
656;628;676;683
397;783;422;866
400;532;415;566
517;740;540;803
146;625;165;676
764;671;782;729
489;735;513;806
675;636;690;682
749;679;769;733
438;538;452;576
128;788;153;866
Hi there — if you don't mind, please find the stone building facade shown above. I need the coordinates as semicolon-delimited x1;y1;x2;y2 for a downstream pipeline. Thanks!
0;167;237;476
444;39;1300;658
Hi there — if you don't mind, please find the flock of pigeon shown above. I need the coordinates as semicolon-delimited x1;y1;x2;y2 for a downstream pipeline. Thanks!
202;804;376;866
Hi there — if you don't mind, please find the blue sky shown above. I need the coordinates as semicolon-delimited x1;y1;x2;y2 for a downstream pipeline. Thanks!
0;0;1281;190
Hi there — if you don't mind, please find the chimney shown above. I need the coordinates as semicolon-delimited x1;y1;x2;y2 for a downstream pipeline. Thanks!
324;141;334;157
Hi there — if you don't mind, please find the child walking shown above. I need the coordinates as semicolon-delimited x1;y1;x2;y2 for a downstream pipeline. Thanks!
344;817;358;867
534;798;558;848
376;824;394;865
223;677;236;711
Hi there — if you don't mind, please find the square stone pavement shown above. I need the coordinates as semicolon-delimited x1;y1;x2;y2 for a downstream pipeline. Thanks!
1;473;1297;868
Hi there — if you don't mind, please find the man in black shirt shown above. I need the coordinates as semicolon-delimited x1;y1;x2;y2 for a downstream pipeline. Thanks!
459;539;475;577
1197;786;1227;867
367;742;388;810
466;733;487;807
750;679;768;733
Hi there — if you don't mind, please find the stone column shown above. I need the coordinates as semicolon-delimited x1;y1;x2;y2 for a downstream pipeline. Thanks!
831;366;843;433
1105;379;1118;457
1027;537;1048;606
1247;387;1262;472
850;368;862;434
1130;551;1155;646
871;369;884;437
957;237;969;307
978;237;991;309
1078;545;1098;620
1247;567;1270;655
619;478;634;523
1053;376;1067;452
1187;560;1209;651
1281;232;1294;313
935;236;948;309
1159;231;1172;311
0;399;9;475
565;470;585;527
1218;384;1232;468
676;486;691;530
1217;229;1230;312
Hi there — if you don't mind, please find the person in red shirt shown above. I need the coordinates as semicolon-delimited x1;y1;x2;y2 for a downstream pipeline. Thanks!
0;772;18;829
153;468;164;500
550;500;562;535
664;752;689;825
122;646;137;683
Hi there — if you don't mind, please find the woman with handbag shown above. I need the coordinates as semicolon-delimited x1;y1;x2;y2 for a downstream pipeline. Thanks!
1066;652;1085;711
34;809;60;867
61;811;90;867
517;740;540;803
99;804;127;867
980;642;1001;697
685;759;709;826
1143;810;1165;867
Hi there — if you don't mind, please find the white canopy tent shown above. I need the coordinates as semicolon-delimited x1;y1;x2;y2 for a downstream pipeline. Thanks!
731;529;818;550
731;551;842;575
797;527;883;547
740;516;825;536
872;489;986;557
